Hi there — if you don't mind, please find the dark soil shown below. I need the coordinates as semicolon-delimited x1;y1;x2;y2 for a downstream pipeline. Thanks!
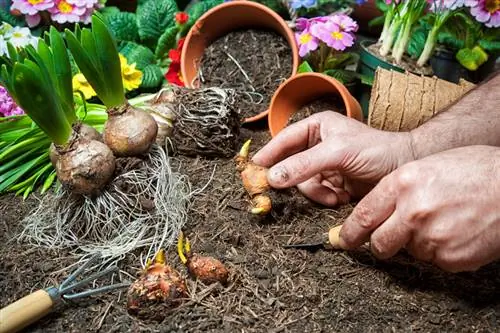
199;30;293;121
1;128;500;332
289;96;346;125
367;43;433;76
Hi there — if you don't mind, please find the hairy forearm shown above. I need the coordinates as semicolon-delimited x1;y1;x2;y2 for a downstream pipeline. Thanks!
409;72;500;160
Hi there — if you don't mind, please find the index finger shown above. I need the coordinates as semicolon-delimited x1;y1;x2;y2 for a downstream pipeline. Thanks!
339;175;398;249
252;114;323;167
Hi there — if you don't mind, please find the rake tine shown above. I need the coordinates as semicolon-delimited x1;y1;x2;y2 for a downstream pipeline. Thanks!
62;283;130;300
59;266;119;295
59;253;101;290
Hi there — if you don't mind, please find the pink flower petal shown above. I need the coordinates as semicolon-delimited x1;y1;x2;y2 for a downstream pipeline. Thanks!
26;13;41;27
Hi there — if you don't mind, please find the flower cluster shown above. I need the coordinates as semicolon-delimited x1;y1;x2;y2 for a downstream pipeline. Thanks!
466;0;500;27
0;23;38;57
0;86;24;117
11;0;103;27
73;54;143;99
295;14;358;57
165;38;185;86
165;12;189;87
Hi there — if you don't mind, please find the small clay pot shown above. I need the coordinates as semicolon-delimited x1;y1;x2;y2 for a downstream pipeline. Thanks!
268;73;363;137
180;0;299;123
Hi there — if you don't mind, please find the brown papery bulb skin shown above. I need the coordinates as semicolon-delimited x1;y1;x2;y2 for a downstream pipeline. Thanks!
56;139;115;196
187;254;229;285
79;124;102;142
104;105;158;157
127;263;187;319
50;125;102;167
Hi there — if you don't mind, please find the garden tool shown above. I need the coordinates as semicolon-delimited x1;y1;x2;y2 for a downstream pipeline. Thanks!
0;254;129;333
282;225;343;252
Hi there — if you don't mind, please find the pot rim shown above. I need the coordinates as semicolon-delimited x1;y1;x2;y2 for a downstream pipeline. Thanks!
180;0;299;124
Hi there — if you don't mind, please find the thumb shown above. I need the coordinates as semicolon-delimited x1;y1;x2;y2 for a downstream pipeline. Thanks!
267;142;342;188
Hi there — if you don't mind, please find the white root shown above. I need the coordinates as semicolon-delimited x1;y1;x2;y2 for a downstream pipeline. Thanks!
18;146;192;267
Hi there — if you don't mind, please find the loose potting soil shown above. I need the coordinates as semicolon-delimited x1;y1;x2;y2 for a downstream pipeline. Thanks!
2;126;500;332
199;29;293;121
288;96;346;125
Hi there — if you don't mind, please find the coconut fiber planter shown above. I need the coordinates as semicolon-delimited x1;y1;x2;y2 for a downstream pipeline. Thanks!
368;68;475;132
358;40;404;119
268;73;363;137
180;0;299;123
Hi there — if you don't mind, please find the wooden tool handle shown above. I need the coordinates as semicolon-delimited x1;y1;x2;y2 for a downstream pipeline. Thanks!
0;289;54;333
328;225;344;249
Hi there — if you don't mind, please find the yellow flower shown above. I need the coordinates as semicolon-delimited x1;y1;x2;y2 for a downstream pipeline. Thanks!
72;73;96;100
119;54;143;91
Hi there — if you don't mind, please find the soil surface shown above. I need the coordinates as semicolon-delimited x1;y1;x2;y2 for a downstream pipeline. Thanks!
367;43;433;76
289;97;346;125
199;30;293;121
1;127;500;332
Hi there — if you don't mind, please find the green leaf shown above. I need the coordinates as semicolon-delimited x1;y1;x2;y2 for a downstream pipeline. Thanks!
104;11;140;43
49;27;75;123
0;152;48;193
137;0;179;49
368;16;385;28
323;69;357;84
479;39;500;52
118;41;156;69
359;74;374;86
184;0;222;34
456;46;489;71
155;26;178;61
41;170;57;194
140;64;164;89
12;63;72;145
91;14;126;107
298;61;314;73
99;5;121;16
407;25;428;58
323;53;358;71
0;2;25;26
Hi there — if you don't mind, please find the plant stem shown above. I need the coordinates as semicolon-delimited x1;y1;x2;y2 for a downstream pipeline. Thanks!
379;20;400;56
379;10;394;44
392;20;412;63
417;25;439;67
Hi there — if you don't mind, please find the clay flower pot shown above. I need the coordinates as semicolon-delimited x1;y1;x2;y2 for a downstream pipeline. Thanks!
268;73;363;137
180;0;299;123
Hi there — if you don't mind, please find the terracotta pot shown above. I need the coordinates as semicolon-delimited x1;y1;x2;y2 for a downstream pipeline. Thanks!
180;0;299;123
268;73;363;137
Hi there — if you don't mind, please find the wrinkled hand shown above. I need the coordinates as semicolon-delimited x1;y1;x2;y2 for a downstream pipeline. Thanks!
339;145;500;272
253;111;415;206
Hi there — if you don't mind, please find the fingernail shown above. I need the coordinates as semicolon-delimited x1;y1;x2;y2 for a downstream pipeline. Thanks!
268;166;289;185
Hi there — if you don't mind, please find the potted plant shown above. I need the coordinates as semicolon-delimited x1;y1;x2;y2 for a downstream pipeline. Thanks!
292;13;372;92
358;0;499;116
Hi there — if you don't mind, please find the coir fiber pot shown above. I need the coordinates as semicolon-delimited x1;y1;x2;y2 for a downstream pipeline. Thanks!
268;73;363;137
358;40;404;118
180;0;299;123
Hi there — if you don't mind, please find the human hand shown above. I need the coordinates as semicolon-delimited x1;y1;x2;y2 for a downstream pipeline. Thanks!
253;111;415;206
338;145;500;272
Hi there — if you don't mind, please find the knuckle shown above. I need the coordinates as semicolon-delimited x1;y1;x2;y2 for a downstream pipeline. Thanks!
352;204;378;230
394;164;419;190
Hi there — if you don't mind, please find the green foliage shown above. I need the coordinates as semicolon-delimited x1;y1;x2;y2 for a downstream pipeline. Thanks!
155;26;178;61
65;14;125;108
298;61;314;73
251;0;286;15
407;25;428;58
0;1;25;26
118;41;156;69
479;28;500;53
137;0;179;49
104;11;140;43
184;0;223;34
456;46;488;71
140;64;165;89
323;69;357;84
99;5;121;16
323;52;358;70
